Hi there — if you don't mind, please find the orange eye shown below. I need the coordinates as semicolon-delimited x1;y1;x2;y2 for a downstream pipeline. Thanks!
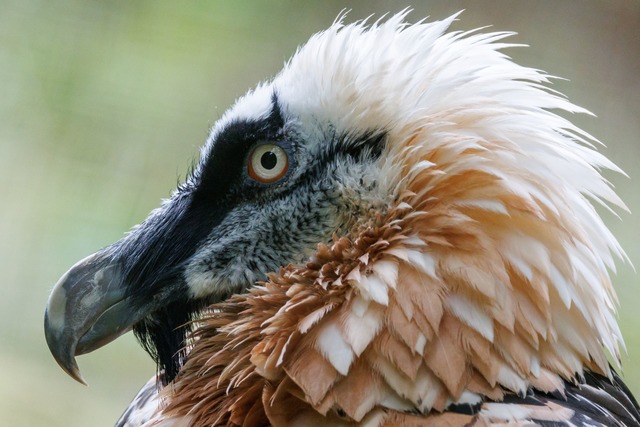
247;143;289;183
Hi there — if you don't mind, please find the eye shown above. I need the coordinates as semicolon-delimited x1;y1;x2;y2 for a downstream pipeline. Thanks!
247;143;289;183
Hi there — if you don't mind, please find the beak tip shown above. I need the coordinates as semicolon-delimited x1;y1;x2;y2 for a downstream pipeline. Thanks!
59;355;87;385
44;308;87;385
68;364;88;386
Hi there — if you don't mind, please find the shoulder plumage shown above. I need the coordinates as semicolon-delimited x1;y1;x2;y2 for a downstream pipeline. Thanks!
116;377;162;427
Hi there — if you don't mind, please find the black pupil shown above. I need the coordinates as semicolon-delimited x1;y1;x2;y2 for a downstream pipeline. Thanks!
260;151;278;170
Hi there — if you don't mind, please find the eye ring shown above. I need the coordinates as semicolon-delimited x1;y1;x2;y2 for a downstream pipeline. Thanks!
247;143;289;183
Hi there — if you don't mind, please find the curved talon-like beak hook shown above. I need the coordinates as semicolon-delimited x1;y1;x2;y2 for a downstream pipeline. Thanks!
44;252;147;384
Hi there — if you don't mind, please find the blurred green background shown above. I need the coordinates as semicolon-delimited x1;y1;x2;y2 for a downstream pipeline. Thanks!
1;1;638;425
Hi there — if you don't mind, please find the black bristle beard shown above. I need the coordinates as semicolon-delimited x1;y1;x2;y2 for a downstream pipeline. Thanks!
133;300;203;386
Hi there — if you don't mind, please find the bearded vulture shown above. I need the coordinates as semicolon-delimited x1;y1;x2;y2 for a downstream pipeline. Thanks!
44;11;640;427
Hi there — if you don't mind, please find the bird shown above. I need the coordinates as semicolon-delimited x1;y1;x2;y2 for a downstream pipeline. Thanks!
44;10;640;427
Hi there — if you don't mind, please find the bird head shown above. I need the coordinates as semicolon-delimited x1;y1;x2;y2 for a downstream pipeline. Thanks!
45;11;627;394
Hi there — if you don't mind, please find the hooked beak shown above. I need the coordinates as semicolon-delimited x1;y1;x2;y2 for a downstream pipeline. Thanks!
44;251;149;384
43;191;226;385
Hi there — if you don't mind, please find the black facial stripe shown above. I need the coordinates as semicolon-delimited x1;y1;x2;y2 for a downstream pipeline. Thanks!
117;193;218;302
337;130;386;161
307;130;387;181
193;93;285;202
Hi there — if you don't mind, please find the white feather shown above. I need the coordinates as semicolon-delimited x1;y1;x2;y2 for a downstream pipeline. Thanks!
358;274;390;306
343;304;384;356
315;322;355;376
447;294;495;341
